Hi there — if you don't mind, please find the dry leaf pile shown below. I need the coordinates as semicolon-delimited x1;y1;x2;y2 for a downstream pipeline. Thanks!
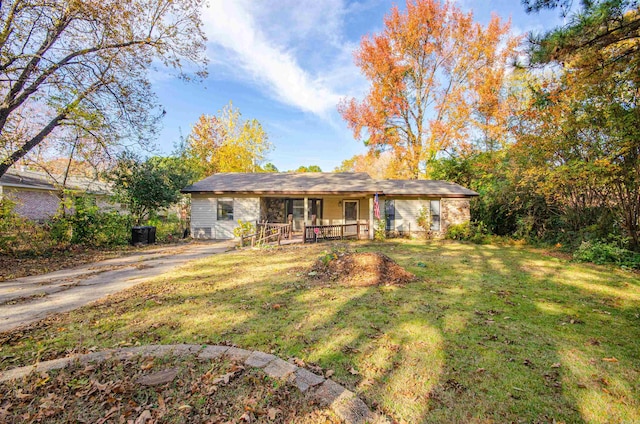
309;251;415;287
0;354;338;424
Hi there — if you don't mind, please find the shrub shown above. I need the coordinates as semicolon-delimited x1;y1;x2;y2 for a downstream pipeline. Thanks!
52;197;132;247
445;221;490;244
416;206;430;233
233;220;256;238
0;199;54;255
146;214;185;243
374;220;386;241
573;240;640;269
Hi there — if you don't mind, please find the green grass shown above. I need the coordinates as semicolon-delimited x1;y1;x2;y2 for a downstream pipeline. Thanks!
2;240;639;423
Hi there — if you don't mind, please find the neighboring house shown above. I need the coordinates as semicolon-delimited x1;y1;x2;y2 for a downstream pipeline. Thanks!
181;172;478;240
0;169;116;221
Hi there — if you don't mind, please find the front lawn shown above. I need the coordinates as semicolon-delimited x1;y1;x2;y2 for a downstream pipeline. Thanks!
1;240;639;423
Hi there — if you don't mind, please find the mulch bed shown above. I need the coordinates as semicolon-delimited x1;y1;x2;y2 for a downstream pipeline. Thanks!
309;251;416;287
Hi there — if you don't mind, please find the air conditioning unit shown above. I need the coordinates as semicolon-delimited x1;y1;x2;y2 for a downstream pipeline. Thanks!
193;227;212;239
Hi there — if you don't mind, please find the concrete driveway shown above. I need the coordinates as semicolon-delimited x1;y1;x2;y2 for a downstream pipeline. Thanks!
0;241;235;333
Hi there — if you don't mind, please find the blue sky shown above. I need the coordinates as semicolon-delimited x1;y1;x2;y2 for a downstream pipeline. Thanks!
152;0;564;172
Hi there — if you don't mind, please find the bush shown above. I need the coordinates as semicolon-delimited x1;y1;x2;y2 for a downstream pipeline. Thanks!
573;240;640;269
146;214;185;243
50;197;132;247
445;221;490;244
0;199;54;255
374;220;386;241
233;220;256;238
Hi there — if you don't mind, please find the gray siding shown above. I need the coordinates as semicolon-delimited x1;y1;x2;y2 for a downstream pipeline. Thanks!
190;195;259;240
392;199;429;233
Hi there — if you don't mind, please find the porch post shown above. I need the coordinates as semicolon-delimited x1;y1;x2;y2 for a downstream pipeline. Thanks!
303;197;309;226
369;196;374;240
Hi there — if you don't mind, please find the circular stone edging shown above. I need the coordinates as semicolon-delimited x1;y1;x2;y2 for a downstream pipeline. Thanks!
0;344;387;424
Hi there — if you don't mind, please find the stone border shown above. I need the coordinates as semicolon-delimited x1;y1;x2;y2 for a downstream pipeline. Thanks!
0;344;387;424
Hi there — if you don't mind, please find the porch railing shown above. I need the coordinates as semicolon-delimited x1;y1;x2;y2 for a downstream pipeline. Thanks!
302;222;369;243
240;222;293;247
257;222;292;240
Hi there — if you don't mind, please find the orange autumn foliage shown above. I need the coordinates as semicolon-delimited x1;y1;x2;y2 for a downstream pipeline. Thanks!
338;0;520;178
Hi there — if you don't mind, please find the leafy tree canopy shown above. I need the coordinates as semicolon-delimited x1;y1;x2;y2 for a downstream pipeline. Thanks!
184;102;272;178
0;0;207;178
107;153;196;225
339;0;520;178
526;0;639;71
260;163;279;173
294;165;322;173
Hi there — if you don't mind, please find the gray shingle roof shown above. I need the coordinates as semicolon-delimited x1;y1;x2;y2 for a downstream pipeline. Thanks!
0;170;111;194
376;179;478;197
182;172;478;197
182;172;378;194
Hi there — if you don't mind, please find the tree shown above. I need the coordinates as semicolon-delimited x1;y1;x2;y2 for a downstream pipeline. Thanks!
334;152;412;179
0;0;207;178
260;163;279;172
185;102;272;177
526;0;639;71
521;0;640;249
338;0;520;178
294;165;322;172
107;153;196;225
511;54;639;248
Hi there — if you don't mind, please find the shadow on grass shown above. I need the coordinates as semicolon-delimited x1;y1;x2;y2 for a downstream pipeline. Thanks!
1;240;639;423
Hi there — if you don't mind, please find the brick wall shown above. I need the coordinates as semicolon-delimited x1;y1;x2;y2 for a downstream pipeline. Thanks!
441;198;471;232
4;187;60;221
3;187;122;221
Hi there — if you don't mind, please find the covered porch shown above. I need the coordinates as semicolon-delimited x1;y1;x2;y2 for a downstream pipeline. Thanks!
258;195;374;242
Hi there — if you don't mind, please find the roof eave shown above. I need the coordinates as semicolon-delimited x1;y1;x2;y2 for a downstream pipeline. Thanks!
182;190;379;195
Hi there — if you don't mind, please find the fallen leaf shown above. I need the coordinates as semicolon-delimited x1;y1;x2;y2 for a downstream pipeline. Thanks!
602;357;619;363
349;367;360;375
475;368;486;373
140;360;154;370
267;407;280;420
15;391;34;401
325;369;334;378
134;409;152;424
551;363;561;368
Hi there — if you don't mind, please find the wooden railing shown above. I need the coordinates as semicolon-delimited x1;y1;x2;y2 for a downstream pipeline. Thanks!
303;222;369;243
257;222;292;240
240;222;293;247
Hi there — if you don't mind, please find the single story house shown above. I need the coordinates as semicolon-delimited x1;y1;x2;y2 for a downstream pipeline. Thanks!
0;169;115;221
181;172;478;240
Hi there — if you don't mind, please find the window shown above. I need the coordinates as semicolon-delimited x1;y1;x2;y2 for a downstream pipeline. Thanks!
430;200;441;231
217;198;233;221
385;200;395;231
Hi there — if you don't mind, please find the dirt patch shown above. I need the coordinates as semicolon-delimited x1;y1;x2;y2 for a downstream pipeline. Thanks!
0;354;337;423
309;251;416;287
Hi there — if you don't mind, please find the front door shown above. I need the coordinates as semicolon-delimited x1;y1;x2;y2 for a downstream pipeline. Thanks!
343;200;359;235
291;199;304;231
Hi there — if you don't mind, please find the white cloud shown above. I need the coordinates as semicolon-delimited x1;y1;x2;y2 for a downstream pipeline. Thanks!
202;0;362;118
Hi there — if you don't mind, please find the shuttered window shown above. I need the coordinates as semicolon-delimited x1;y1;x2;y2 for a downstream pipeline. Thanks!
385;199;395;231
430;200;441;231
